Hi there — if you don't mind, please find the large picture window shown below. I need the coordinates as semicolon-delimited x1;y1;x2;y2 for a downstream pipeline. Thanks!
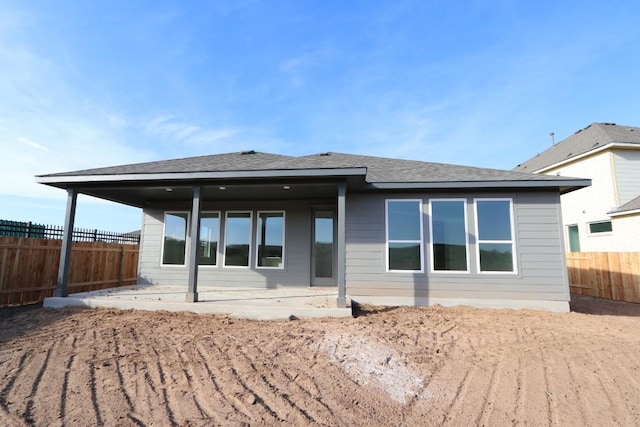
386;200;423;272
256;211;285;269
162;212;189;265
224;211;252;267
430;199;468;272
475;199;516;273
199;212;220;266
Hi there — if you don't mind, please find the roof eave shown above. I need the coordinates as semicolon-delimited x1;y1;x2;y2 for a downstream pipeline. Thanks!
608;208;640;217
36;167;369;187
366;179;591;193
532;142;640;174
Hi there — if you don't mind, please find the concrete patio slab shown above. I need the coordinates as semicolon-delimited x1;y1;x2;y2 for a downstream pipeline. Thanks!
43;285;353;320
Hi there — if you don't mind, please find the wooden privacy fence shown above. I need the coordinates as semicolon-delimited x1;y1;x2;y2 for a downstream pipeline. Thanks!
0;236;139;307
567;252;640;304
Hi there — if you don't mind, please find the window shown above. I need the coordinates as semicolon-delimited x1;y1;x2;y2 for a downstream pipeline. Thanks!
567;224;581;252
589;221;612;234
199;212;220;265
386;200;423;272
475;199;516;273
256;211;285;269
162;212;189;265
430;200;468;272
224;211;252;267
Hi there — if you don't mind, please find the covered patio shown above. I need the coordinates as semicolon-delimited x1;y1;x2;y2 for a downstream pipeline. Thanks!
44;284;352;320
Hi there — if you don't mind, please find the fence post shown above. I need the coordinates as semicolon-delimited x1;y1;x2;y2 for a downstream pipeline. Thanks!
118;246;125;286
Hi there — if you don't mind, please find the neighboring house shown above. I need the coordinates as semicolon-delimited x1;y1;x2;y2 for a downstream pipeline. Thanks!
37;151;589;312
515;122;640;252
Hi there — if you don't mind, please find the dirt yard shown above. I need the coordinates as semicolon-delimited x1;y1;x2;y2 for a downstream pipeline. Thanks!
1;296;639;426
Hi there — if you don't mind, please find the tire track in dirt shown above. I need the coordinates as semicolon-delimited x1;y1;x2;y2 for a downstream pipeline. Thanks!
0;352;30;427
236;341;323;425
194;336;253;423
204;337;284;423
170;336;229;426
475;355;504;426
438;366;471;425
583;347;640;424
561;352;593;426
88;327;142;426
153;334;219;425
59;336;77;422
24;346;53;425
539;345;557;426
147;346;179;425
514;356;525;421
247;332;343;425
88;329;104;426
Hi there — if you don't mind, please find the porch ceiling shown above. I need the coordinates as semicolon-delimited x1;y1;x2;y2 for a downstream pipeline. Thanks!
71;179;356;208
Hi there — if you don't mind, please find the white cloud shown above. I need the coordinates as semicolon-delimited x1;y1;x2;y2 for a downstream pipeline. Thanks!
146;115;240;146
18;136;48;151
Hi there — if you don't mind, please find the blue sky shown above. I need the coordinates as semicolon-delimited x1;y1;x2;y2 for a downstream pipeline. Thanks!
2;1;640;232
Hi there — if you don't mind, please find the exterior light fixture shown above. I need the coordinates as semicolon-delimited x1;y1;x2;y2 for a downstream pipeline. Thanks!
165;188;173;192
283;185;291;190
219;186;226;190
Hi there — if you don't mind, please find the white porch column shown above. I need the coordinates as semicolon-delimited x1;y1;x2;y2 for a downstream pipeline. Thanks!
54;188;77;297
337;182;347;308
187;185;202;302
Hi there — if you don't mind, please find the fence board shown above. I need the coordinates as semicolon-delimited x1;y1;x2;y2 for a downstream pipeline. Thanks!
0;236;139;307
567;252;640;304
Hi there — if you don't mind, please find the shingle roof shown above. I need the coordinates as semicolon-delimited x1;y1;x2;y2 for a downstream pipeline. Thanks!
514;123;640;173
45;151;297;176
40;151;577;185
608;195;640;215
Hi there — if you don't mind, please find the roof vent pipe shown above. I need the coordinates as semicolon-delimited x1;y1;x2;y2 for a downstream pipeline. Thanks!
550;132;556;146
240;150;256;155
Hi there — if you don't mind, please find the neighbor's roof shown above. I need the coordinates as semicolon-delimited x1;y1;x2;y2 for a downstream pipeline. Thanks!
37;151;588;191
514;122;640;173
608;195;640;216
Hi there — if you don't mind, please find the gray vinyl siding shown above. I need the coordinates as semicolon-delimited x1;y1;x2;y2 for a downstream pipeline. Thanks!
613;149;640;205
138;200;313;288
345;191;569;302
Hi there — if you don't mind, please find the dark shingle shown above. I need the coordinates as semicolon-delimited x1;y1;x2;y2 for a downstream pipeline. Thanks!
608;195;640;215
40;151;574;184
42;152;296;176
514;123;640;172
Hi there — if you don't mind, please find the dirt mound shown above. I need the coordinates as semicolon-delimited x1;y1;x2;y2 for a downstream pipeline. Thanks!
1;298;639;426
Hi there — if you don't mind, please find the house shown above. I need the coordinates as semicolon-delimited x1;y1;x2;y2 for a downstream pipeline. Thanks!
515;122;640;252
37;151;589;312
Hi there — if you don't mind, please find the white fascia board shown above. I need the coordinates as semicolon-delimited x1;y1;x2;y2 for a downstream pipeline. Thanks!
534;142;640;174
36;167;368;185
367;179;590;190
608;208;640;218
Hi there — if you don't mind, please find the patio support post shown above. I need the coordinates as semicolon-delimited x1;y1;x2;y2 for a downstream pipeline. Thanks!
54;188;77;297
187;185;202;302
337;182;347;308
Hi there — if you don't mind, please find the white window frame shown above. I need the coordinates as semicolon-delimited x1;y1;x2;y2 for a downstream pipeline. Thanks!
385;199;424;273
223;210;253;268
474;198;517;274
255;210;286;270
161;211;190;267
429;198;470;274
199;211;221;267
587;220;613;236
